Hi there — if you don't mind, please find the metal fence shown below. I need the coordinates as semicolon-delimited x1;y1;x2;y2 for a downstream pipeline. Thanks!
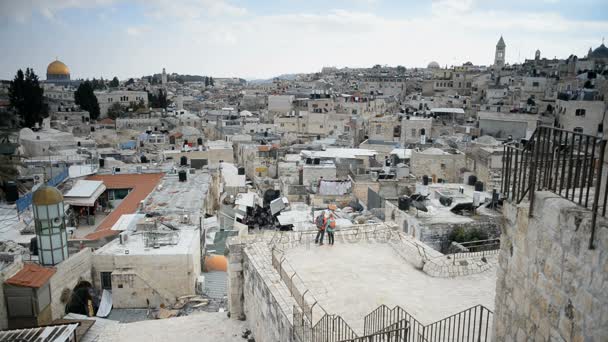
502;125;606;249
364;304;492;342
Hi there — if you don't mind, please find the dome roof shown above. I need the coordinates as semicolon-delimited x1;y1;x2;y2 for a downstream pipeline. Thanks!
427;61;440;69
33;186;64;205
204;254;227;272
589;44;608;59
47;60;70;76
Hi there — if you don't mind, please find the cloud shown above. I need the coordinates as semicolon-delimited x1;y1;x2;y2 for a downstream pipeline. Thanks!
126;25;150;36
0;0;116;22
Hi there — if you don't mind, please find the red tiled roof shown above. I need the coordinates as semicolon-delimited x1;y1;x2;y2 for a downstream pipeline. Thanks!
5;263;56;288
83;173;164;240
98;118;115;125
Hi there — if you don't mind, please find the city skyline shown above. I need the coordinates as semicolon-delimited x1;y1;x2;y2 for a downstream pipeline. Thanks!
1;0;607;80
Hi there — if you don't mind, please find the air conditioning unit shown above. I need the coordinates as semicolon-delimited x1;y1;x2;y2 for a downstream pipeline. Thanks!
119;231;129;245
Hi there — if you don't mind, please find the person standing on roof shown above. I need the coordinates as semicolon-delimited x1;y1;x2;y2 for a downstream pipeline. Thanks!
314;210;327;245
326;212;336;246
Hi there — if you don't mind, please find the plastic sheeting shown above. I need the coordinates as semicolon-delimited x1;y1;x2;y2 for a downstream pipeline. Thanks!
96;290;112;317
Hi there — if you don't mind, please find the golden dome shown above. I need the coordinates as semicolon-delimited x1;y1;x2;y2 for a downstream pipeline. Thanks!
33;186;64;205
47;60;70;76
204;254;227;272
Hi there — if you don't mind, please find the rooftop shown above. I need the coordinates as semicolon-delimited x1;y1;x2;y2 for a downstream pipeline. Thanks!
285;243;495;331
95;229;198;256
5;263;56;288
301;148;377;159
84;173;164;240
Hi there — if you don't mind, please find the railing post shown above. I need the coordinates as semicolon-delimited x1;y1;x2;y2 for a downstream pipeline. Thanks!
528;127;543;217
589;139;606;249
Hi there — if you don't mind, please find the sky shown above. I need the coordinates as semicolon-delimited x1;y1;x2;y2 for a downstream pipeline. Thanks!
0;0;606;80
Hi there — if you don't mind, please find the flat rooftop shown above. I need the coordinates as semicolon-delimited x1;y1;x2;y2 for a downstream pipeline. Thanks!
284;242;496;333
96;229;198;256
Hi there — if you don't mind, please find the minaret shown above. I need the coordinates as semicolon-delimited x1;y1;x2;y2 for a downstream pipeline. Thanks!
535;49;541;60
161;68;167;85
494;36;506;68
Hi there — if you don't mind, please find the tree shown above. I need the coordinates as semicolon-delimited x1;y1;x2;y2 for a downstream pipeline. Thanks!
125;78;135;86
109;77;119;88
8;68;47;127
396;65;406;74
74;81;100;120
147;89;168;108
209;76;214;86
90;78;106;90
107;102;124;119
204;76;209;87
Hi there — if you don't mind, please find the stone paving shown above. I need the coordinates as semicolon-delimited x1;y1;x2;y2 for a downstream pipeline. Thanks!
284;242;497;334
100;312;248;342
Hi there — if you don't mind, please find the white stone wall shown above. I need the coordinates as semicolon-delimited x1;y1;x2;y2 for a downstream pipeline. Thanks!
556;99;606;136
410;151;466;183
92;237;200;308
49;248;93;320
302;165;337;188
494;192;608;341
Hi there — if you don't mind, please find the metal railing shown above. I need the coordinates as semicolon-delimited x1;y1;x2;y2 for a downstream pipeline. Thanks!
502;125;607;249
364;304;493;342
423;305;493;342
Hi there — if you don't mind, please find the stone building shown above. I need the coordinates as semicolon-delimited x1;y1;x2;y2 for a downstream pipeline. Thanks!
410;147;466;183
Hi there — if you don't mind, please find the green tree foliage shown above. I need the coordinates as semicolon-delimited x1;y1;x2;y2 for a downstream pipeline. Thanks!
396;65;406;73
90;78;106;90
8;68;47;127
204;76;209;87
74;81;101;120
449;227;489;243
107;102;124;120
147;89;168;108
125;78;135;86
209;76;214;86
109;77;119;88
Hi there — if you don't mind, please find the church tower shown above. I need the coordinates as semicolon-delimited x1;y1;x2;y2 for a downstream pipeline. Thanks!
161;68;167;85
494;36;506;68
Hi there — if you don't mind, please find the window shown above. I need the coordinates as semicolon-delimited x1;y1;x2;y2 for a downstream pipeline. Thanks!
440;163;446;170
573;127;584;134
411;128;417;137
532;82;539;87
393;125;401;138
320;125;323;129
575;109;586;117
101;272;112;290
375;124;382;134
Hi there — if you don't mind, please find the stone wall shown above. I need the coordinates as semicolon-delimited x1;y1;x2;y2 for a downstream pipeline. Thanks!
49;248;93;320
410;151;466;183
494;192;608;341
241;244;296;342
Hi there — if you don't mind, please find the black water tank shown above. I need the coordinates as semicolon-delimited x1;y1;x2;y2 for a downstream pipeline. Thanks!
180;156;188;166
475;181;484;192
439;196;453;206
30;237;38;255
238;167;245;175
197;137;203;145
178;170;187;182
99;158;105;168
398;196;411;211
422;175;429;185
468;175;477;186
140;155;148;163
4;182;18;203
